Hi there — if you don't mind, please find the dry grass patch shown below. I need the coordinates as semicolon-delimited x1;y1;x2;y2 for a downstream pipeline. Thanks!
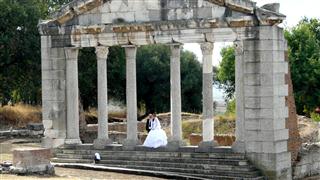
182;114;236;140
0;104;41;129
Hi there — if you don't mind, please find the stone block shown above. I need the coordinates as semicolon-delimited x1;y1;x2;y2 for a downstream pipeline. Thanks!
44;129;59;138
52;59;66;70
148;10;161;21
243;50;285;63
244;73;285;86
42;70;65;80
260;118;287;131
244;84;288;97
43;120;53;129
27;123;44;131
244;62;288;74
11;147;54;175
0;143;12;153
134;11;150;22
246;141;262;153
243;40;285;51
197;7;213;18
255;26;285;41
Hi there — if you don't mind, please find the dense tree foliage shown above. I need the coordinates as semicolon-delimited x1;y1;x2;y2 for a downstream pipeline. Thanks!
0;0;48;104
216;19;320;115
78;45;202;113
136;45;202;113
216;46;235;100
285;18;320;114
0;0;203;113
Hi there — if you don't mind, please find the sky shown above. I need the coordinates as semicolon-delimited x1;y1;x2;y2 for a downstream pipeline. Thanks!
184;0;320;66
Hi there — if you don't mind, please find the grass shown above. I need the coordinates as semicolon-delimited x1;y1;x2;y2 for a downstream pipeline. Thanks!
0;104;41;129
182;114;236;140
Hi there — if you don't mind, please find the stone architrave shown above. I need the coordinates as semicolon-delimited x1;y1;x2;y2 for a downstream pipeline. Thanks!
93;46;112;149
64;47;82;145
198;42;218;150
123;45;140;148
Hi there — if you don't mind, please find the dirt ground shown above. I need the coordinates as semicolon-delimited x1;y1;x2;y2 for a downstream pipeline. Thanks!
0;167;165;180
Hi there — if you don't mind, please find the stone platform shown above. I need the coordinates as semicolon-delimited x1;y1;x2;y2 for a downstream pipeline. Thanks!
52;144;265;179
11;147;54;175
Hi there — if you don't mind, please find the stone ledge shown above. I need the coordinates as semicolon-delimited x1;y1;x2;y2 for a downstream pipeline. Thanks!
52;162;208;180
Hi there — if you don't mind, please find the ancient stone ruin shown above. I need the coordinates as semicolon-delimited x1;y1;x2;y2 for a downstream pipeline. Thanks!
39;0;296;179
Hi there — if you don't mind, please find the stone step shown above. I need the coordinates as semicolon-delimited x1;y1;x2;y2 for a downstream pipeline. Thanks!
95;164;262;178
97;160;256;172
51;158;260;178
59;149;245;159
61;144;234;153
55;153;249;166
52;162;265;180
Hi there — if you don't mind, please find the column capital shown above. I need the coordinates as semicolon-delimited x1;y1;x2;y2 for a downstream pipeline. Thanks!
123;45;137;59
200;42;214;55
95;46;109;60
170;43;182;58
234;41;244;55
64;47;79;61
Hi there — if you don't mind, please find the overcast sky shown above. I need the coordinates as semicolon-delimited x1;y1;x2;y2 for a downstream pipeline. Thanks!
184;0;320;66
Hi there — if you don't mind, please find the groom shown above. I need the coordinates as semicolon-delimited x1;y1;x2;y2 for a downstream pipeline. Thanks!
145;114;153;133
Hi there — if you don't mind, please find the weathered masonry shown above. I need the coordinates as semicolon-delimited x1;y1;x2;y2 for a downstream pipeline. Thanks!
39;0;291;179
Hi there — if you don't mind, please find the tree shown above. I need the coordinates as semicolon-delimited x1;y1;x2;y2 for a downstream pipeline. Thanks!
0;0;48;104
285;18;320;115
216;46;235;100
136;45;202;114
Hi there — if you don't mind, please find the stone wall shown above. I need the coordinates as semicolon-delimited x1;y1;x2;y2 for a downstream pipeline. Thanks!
189;134;235;146
285;64;301;163
293;143;320;179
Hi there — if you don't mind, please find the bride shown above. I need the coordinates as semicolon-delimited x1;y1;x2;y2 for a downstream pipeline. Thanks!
143;113;167;148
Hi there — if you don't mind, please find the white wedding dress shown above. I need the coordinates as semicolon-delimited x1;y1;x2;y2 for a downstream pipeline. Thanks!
143;117;168;148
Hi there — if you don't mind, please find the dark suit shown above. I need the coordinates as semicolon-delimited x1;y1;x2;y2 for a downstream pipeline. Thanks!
146;118;152;133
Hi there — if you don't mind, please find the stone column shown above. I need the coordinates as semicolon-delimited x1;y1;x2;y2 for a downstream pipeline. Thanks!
64;47;82;145
168;44;184;149
241;26;291;179
93;46;112;149
199;42;217;150
123;45;139;148
232;41;246;153
41;36;67;148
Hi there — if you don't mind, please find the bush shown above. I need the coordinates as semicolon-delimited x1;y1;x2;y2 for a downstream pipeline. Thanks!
310;112;320;122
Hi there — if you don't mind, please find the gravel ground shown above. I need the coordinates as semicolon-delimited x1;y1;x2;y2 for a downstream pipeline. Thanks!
0;167;165;180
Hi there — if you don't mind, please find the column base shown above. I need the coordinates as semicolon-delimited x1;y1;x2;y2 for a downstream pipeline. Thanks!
93;138;112;149
232;141;245;153
197;140;218;152
123;139;140;150
65;138;82;145
41;137;65;148
166;140;186;151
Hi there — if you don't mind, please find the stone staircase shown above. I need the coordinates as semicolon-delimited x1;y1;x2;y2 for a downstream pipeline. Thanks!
52;144;266;180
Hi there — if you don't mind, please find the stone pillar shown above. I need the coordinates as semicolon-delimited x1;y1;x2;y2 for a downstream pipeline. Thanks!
93;46;112;149
41;36;67;148
64;47;81;145
123;45;139;147
199;42;217;150
168;44;184;149
241;26;292;179
232;41;246;153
